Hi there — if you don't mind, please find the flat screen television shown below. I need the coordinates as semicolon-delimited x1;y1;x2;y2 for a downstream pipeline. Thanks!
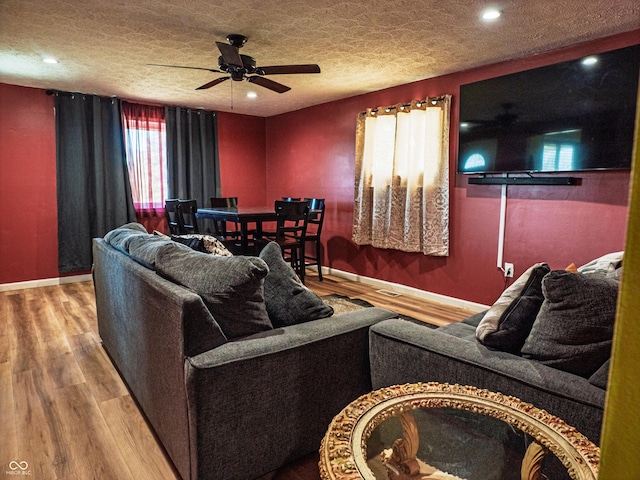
457;44;640;175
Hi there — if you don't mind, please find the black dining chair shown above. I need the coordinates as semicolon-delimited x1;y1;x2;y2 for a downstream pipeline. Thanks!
165;199;183;234
261;197;301;237
303;198;326;281
263;200;310;283
210;197;238;208
209;197;240;239
281;198;302;228
177;199;200;234
209;196;249;253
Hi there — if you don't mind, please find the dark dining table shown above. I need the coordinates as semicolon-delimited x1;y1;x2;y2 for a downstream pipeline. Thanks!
196;206;278;254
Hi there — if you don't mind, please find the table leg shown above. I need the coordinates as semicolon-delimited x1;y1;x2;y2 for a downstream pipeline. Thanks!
240;220;250;254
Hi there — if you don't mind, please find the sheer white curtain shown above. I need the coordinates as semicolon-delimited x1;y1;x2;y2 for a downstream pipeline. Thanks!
121;102;168;215
353;96;451;255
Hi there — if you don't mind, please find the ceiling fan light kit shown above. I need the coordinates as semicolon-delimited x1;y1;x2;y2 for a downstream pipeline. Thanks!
149;34;321;94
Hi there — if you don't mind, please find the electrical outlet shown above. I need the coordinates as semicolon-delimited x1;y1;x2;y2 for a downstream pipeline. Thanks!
504;262;514;278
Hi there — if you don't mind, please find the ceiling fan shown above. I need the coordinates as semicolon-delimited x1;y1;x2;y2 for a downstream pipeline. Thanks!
464;102;519;128
148;34;321;93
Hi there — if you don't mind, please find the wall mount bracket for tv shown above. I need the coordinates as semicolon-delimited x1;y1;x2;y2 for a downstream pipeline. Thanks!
468;176;579;186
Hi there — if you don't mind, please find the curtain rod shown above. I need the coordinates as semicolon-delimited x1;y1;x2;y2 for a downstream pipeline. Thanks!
46;89;117;98
45;89;218;114
45;89;118;103
360;95;448;116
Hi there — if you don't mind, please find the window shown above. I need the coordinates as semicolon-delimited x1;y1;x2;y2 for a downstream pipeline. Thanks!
463;153;487;171
121;102;168;213
540;130;580;171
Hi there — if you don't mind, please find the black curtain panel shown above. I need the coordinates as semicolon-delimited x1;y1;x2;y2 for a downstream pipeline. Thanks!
165;107;220;210
54;93;136;273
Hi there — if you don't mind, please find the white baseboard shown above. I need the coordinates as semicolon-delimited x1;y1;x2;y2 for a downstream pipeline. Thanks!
321;266;489;313
1;268;489;313
0;274;93;292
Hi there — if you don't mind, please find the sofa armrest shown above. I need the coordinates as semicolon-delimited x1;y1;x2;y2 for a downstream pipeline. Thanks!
93;237;226;480
184;307;397;480
369;318;605;444
190;307;396;367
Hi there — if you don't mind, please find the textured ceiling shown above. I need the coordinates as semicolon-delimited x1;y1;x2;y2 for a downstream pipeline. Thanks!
1;0;639;117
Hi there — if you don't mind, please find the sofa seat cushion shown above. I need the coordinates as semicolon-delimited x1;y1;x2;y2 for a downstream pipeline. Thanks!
476;263;550;353
368;318;606;444
156;242;273;339
521;270;618;378
258;242;334;327
588;359;610;389
438;322;479;342
461;311;486;327
370;319;606;406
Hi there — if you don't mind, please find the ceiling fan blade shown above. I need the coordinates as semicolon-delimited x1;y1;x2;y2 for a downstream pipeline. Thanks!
196;77;230;90
247;76;291;93
216;41;243;67
148;63;222;73
257;64;321;75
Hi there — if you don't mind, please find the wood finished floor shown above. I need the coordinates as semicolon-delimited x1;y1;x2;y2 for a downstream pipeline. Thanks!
1;271;475;479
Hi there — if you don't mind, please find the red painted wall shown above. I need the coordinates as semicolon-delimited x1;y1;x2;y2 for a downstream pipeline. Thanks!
266;31;638;305
1;31;637;302
0;87;267;283
137;111;266;233
0;84;58;283
217;111;267;206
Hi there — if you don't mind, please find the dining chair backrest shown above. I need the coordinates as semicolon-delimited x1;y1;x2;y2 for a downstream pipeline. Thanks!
165;199;183;235
305;197;324;211
178;199;200;234
304;198;325;237
274;200;310;240
209;197;239;238
210;197;238;208
302;198;326;280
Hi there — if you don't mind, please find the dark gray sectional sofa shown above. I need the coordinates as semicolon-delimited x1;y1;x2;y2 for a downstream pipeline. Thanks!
92;224;398;480
369;258;621;447
94;222;615;479
369;314;606;445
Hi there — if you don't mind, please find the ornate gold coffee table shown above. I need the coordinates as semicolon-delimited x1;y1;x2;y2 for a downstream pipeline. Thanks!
319;383;599;480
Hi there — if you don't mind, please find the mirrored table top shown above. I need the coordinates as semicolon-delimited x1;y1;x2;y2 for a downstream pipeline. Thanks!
320;383;599;480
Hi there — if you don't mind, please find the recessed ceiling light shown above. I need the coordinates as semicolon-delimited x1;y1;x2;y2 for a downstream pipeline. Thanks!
482;9;501;21
43;57;59;64
582;56;598;66
247;91;258;99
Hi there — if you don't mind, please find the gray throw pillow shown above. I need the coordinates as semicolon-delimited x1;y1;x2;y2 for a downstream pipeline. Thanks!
476;263;550;353
577;251;623;274
128;234;175;269
103;222;148;253
156;243;273;339
259;242;333;327
521;270;618;378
